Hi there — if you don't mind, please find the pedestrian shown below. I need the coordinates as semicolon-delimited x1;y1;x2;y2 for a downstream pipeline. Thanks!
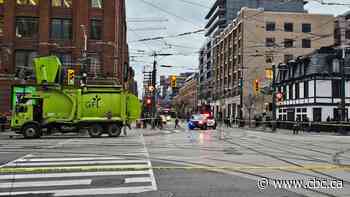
175;117;179;129
293;117;301;135
0;114;6;132
326;116;331;122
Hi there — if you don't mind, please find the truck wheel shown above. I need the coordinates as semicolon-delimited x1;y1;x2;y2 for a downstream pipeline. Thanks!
88;124;103;138
108;124;122;137
23;123;41;139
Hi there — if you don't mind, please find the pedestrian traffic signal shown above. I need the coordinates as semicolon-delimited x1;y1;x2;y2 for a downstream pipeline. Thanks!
253;79;260;95
276;92;284;102
170;75;177;88
68;69;75;85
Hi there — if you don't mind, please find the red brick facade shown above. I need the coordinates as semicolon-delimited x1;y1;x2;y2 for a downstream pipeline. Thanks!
0;0;128;113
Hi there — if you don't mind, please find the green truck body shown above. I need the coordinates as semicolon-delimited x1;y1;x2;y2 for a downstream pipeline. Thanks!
11;56;141;138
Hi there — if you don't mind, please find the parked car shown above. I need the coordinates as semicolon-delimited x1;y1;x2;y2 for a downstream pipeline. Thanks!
188;114;208;130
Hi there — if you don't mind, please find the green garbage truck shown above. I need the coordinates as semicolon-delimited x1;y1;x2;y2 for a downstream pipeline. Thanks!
10;56;141;138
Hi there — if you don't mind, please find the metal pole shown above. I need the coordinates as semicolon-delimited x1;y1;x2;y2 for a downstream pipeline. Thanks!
341;48;346;122
272;64;277;131
152;53;157;128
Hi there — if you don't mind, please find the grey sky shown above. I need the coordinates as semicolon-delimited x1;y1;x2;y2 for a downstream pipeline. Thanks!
126;0;350;96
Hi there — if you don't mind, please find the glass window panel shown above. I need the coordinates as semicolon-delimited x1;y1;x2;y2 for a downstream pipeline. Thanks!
51;19;61;39
0;17;3;36
91;0;103;8
16;17;39;38
90;20;102;40
62;19;72;39
51;0;61;7
63;0;72;7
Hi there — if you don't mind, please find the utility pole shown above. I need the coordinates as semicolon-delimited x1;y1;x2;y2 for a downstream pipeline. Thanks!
80;25;88;86
151;53;157;128
271;64;277;132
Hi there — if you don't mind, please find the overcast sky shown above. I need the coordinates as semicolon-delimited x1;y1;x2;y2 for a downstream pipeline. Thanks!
125;0;350;96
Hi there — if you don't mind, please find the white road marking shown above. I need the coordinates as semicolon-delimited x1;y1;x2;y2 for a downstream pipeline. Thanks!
7;160;148;167
16;157;124;162
0;179;91;188
0;170;152;180
0;186;156;196
124;177;152;183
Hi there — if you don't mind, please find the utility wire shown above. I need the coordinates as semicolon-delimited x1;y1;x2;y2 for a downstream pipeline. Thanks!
174;0;211;9
136;0;202;28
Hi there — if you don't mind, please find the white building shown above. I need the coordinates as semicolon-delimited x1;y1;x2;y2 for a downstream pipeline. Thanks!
276;47;350;122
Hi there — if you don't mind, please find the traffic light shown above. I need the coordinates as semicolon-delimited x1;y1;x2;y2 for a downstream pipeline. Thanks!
170;75;177;88
68;69;75;85
145;97;152;106
253;79;260;95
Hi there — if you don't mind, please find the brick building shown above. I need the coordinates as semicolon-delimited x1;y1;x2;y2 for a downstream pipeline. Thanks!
212;8;334;120
0;0;129;113
173;74;198;118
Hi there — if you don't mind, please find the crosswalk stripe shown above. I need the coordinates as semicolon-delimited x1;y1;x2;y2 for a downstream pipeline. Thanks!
124;177;152;183
0;179;92;188
0;186;156;196
6;160;148;167
16;157;125;162
0;170;152;180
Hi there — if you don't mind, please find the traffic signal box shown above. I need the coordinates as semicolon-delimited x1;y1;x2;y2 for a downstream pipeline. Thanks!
68;69;75;86
253;79;260;95
170;75;177;88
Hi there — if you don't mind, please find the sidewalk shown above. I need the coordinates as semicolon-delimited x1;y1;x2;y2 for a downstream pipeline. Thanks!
219;125;341;136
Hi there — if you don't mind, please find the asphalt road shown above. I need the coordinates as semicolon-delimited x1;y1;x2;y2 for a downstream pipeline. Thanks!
0;123;349;197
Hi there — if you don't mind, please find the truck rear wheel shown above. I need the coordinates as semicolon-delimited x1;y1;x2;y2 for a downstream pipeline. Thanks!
108;124;122;137
88;124;103;138
23;123;42;139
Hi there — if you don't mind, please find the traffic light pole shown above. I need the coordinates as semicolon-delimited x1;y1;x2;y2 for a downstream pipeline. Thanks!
151;54;157;129
271;64;277;132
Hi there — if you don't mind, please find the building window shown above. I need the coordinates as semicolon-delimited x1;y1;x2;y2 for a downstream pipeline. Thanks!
302;23;311;33
16;17;39;39
0;17;3;36
284;23;293;32
90;19;102;40
266;37;275;47
51;0;72;8
265;54;273;63
266;22;276;31
50;18;72;40
51;52;72;65
17;0;39;5
346;30;350;40
313;108;322;122
302;39;311;48
332;79;341;98
15;50;38;69
304;81;309;98
289;84;293;100
284;54;293;64
91;0;103;8
295;83;299;99
89;54;102;76
284;39;294;48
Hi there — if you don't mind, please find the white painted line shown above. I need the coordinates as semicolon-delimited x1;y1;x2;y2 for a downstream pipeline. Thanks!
0;154;32;168
16;157;124;162
140;134;158;191
0;186;156;196
124;177;152;183
7;160;149;167
0;179;91;188
0;170;152;180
